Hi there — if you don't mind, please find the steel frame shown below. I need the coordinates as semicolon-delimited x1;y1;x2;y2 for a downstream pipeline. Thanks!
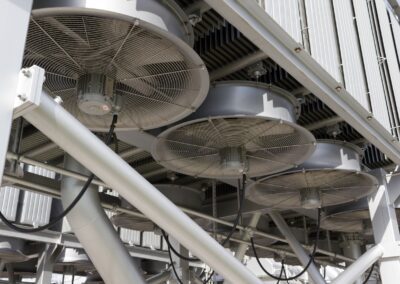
12;65;261;284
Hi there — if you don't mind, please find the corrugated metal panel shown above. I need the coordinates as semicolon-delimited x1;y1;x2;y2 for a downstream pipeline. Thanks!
376;0;400;124
264;0;302;43
142;232;162;250
305;0;341;81
120;228;141;246
19;165;54;226
332;0;369;109
353;0;391;131
0;186;20;221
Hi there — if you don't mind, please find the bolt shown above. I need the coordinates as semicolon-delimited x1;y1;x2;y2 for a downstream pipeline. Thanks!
335;86;342;92
294;47;302;53
21;69;31;78
367;115;373;120
18;94;27;102
54;96;63;104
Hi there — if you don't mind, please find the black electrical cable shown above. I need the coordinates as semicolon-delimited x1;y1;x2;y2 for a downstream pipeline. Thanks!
221;174;246;246
162;175;246;284
161;229;200;262
250;207;322;281
166;242;184;284
362;262;375;284
282;260;290;284
276;259;285;284
0;115;118;233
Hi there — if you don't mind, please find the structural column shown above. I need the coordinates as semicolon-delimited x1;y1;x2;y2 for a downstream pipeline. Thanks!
369;169;400;284
341;234;363;284
0;0;32;182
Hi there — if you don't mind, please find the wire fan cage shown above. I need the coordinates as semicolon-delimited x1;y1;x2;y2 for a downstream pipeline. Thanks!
247;141;378;209
152;82;316;178
24;0;209;131
320;198;400;234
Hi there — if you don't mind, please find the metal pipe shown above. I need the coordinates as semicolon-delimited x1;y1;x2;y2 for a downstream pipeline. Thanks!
2;172;354;264
331;245;383;284
6;152;108;187
61;155;145;284
22;142;58;158
24;92;262;284
269;211;326;284
234;212;262;262
209;51;268;80
146;270;171;284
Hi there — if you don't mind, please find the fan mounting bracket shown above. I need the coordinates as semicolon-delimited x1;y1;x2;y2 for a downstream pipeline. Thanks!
13;65;45;119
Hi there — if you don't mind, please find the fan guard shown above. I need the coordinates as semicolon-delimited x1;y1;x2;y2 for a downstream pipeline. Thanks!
24;0;209;131
152;81;316;178
320;198;399;234
247;140;378;209
111;184;204;231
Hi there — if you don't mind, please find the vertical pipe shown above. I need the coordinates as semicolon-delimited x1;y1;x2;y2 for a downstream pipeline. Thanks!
61;155;145;284
24;93;261;284
341;236;363;284
269;211;326;284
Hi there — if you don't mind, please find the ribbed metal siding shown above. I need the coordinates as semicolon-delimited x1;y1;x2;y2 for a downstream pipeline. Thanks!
0;186;20;221
264;0;302;43
376;0;400;125
305;0;342;81
332;0;369;110
120;228;141;246
19;165;54;226
353;0;391;131
142;232;162;250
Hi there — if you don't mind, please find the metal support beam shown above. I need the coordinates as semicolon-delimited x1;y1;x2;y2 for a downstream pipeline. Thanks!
234;212;262;262
269;211;326;284
170;237;190;283
209;51;268;81
19;83;261;283
0;0;32;182
204;0;400;165
332;245;384;284
36;244;63;284
369;169;400;284
61;155;146;284
147;270;171;284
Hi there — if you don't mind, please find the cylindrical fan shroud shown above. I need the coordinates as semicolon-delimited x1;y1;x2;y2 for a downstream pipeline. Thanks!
24;0;209;131
320;197;400;234
152;81;316;179
246;141;378;209
111;184;204;231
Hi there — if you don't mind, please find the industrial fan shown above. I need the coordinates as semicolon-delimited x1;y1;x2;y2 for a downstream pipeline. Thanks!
23;0;209;131
321;197;400;234
152;81;316;178
247;140;378;209
111;184;205;231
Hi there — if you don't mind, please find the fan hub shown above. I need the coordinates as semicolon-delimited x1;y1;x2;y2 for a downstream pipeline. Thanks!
77;74;118;116
219;146;247;173
300;187;321;209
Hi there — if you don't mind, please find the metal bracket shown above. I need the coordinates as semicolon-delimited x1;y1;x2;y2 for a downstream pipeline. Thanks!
13;65;45;119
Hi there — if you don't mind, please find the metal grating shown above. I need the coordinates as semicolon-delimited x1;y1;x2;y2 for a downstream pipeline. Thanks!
155;117;315;178
24;14;208;131
247;170;378;209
